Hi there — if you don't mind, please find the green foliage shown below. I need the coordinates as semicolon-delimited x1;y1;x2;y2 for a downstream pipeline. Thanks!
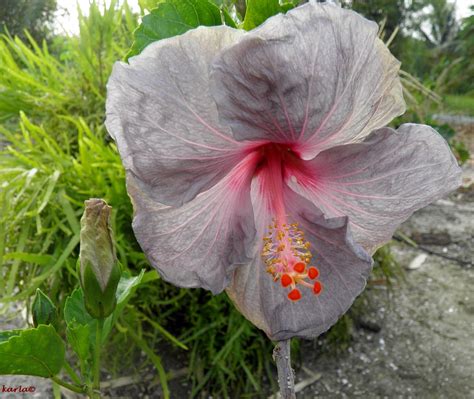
64;271;145;343
342;0;429;58
409;0;458;48
425;118;470;164
243;0;286;30
61;270;145;394
183;295;274;397
74;0;137;100
0;0;57;44
0;325;65;377
452;7;474;94
0;114;146;305
0;263;144;396
129;0;298;59
66;321;92;376
127;0;224;59
323;314;353;350
444;94;474;114
450;140;470;164
0;0;136;134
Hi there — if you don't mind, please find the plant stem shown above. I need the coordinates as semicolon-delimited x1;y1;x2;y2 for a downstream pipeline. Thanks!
273;339;296;399
50;376;84;394
63;361;82;386
93;318;104;395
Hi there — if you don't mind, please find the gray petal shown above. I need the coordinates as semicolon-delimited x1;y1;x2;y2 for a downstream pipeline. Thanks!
226;181;372;340
106;26;246;207
127;168;256;294
210;3;405;157
289;124;463;253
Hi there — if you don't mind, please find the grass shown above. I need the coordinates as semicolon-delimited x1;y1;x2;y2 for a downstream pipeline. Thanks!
443;94;474;115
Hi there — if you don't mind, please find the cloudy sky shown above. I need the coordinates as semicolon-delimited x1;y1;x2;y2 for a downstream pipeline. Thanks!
55;0;473;36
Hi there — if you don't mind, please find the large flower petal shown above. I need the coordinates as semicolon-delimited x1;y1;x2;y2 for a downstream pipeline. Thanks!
106;26;249;207
226;181;372;340
127;152;260;294
210;3;405;157
289;124;463;253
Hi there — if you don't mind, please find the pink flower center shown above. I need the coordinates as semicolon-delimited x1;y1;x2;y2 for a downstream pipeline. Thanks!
253;143;323;301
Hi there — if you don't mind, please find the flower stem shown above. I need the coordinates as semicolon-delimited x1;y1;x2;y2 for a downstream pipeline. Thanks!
273;339;296;399
63;362;82;386
50;376;84;394
93;318;104;396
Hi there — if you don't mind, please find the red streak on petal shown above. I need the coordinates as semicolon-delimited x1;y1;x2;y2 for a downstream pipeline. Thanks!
288;289;302;301
226;150;262;191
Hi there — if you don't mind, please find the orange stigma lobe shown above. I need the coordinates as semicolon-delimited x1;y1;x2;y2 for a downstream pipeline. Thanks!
293;262;305;273
281;274;292;287
262;218;323;302
313;281;323;295
308;267;319;279
288;289;302;301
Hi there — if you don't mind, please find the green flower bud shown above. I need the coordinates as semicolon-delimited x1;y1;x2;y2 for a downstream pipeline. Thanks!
79;199;121;319
32;288;58;328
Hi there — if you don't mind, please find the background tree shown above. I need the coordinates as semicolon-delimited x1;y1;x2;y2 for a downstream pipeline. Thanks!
410;0;459;48
450;5;474;93
340;0;429;57
0;0;57;43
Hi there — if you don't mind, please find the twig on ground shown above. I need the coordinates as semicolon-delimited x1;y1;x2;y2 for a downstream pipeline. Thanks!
394;233;471;266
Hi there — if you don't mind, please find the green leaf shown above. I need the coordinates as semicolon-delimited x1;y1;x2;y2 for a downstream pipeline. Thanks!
37;170;61;213
243;0;282;30
221;8;237;28
64;287;104;348
127;0;223;59
58;189;80;235
280;2;296;13
3;252;53;265
0;330;22;344
66;321;91;374
115;269;146;315
0;325;65;377
64;287;95;327
141;269;160;284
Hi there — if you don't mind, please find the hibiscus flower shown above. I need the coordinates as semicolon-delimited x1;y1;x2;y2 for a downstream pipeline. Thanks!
105;2;461;341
